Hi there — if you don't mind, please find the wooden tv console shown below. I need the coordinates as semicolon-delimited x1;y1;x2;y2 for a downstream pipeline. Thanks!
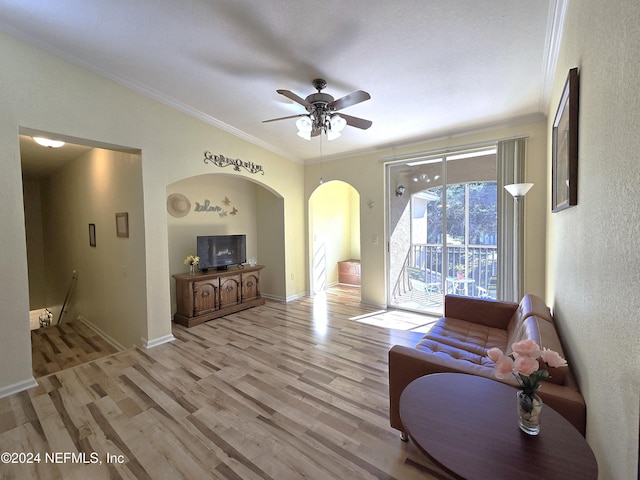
172;264;265;328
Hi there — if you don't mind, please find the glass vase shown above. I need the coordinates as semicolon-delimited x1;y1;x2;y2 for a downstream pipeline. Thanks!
517;391;543;435
189;264;195;276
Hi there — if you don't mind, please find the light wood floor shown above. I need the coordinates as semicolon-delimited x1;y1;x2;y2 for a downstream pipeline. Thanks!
3;287;452;479
31;319;121;378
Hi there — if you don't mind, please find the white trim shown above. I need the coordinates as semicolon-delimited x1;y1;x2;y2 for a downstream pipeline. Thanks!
540;0;569;111
261;292;307;303
77;316;126;351
0;377;38;399
142;334;176;349
360;300;387;310
0;20;297;163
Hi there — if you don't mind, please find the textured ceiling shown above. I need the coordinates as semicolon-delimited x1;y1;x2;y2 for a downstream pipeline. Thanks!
1;1;565;166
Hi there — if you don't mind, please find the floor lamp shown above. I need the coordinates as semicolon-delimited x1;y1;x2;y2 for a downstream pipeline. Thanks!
504;183;533;300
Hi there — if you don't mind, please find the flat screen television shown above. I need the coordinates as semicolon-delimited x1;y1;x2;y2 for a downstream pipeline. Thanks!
197;234;246;271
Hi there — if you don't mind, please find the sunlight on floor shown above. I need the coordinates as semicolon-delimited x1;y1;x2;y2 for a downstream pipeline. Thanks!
312;290;329;337
349;309;439;333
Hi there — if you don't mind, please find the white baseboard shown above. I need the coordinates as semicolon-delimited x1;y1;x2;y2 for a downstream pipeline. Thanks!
261;292;308;302
286;291;308;302
142;334;175;349
0;377;38;399
260;293;285;302
77;316;126;351
78;315;175;350
361;300;388;309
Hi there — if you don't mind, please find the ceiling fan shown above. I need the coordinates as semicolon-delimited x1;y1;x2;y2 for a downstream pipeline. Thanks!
263;79;372;140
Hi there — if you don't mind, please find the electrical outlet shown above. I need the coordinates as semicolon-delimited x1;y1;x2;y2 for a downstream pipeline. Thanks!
372;235;379;245
291;273;295;280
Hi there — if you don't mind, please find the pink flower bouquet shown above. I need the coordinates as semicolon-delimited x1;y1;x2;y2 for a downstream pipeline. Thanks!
487;339;568;397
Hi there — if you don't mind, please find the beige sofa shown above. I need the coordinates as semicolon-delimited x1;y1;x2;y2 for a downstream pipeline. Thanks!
388;294;586;435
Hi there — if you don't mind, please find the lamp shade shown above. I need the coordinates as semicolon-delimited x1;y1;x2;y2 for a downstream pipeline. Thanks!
504;183;533;199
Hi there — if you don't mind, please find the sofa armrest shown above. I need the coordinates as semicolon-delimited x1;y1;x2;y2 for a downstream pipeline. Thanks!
444;295;518;329
535;381;586;435
388;344;495;432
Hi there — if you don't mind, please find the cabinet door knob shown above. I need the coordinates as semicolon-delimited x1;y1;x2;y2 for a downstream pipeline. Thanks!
202;291;210;297
246;281;254;288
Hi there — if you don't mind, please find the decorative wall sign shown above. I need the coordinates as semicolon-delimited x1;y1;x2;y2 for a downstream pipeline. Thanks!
194;199;239;217
204;151;265;175
194;199;223;213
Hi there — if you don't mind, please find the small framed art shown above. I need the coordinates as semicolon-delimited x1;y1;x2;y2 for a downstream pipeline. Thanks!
552;67;579;212
115;212;129;238
89;223;96;247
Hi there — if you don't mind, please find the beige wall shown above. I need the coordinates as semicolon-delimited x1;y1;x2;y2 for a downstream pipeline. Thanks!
0;31;303;394
41;148;145;348
546;1;639;477
23;177;46;309
255;185;287;299
305;119;548;306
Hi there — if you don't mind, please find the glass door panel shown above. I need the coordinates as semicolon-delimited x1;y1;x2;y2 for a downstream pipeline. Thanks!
387;149;497;317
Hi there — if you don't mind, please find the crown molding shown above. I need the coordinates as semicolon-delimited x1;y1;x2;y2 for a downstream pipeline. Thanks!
539;0;569;112
305;112;546;165
0;24;296;162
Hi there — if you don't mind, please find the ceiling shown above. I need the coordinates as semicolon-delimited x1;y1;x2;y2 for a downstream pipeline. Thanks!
2;1;565;168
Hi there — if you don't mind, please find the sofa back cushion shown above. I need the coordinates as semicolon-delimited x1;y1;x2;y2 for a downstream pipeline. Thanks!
444;295;518;329
508;294;553;326
506;315;568;385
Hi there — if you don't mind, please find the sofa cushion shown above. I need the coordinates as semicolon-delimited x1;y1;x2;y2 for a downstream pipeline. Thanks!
416;338;495;367
421;317;509;358
444;295;518;329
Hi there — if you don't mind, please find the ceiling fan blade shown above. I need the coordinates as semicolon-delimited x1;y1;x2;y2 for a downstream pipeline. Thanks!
276;89;312;107
262;113;306;123
328;90;370;111
339;113;373;130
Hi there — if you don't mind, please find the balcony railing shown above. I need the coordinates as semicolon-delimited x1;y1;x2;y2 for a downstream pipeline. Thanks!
393;244;497;303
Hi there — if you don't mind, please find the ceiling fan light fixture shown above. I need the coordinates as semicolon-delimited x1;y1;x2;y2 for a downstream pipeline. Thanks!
265;79;372;141
33;136;65;148
330;114;346;133
326;114;346;141
326;130;341;141
296;116;313;140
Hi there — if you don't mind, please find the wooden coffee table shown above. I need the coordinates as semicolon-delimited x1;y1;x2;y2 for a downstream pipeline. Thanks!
399;373;598;480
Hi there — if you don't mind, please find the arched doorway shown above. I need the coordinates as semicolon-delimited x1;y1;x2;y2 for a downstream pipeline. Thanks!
308;180;361;297
166;173;286;310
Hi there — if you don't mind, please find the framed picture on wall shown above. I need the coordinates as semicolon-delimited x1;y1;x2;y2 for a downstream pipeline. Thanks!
552;67;579;212
115;212;129;238
89;223;96;247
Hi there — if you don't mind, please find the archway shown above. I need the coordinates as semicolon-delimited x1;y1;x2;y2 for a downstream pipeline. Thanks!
166;173;286;312
308;180;361;296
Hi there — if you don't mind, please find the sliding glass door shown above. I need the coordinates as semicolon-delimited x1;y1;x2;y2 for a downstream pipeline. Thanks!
387;148;498;315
